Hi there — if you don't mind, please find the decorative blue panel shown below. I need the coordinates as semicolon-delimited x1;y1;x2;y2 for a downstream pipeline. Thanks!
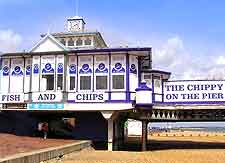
33;64;39;74
130;64;137;74
79;64;92;74
26;65;31;75
42;63;54;74
95;63;108;73
2;66;9;76
112;63;125;73
11;66;23;76
57;63;63;74
69;64;76;74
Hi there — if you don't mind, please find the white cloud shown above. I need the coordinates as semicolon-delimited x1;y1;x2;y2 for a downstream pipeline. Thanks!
0;29;22;53
153;36;225;80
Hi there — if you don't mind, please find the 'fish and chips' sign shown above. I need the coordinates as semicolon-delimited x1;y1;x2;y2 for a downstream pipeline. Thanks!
163;81;225;103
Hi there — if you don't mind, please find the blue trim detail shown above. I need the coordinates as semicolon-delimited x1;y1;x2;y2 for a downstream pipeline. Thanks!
165;79;225;82
130;64;137;74
69;64;76;74
70;47;152;54
126;54;130;101
76;55;78;92
156;101;225;105
57;63;63;73
79;64;92;74
33;64;39;74
3;66;9;76
135;82;152;91
95;63;108;73
67;100;133;103
138;57;141;86
108;53;111;101
92;55;94;92
42;63;54;74
26;65;31;75
161;79;164;102
12;66;23;76
112;63;125;73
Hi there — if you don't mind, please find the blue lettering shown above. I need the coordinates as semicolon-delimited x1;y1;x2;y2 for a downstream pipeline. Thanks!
76;94;82;100
166;94;178;100
98;94;104;100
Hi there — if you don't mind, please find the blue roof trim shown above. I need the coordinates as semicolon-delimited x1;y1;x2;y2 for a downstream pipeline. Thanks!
71;47;152;53
1;47;152;57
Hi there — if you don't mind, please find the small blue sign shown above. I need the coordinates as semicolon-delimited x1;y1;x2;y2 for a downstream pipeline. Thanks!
28;103;64;109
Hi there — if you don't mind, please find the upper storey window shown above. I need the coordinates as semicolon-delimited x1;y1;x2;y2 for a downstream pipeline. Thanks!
60;39;66;46
68;56;77;91
76;38;83;46
68;38;74;46
94;55;109;90
42;63;54;91
41;56;55;91
111;55;126;90
84;38;92;46
78;56;93;91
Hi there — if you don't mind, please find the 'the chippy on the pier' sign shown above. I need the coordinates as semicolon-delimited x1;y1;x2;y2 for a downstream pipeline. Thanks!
163;80;225;103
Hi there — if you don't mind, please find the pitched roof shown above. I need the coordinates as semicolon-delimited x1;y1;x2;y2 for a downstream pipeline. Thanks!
30;33;67;52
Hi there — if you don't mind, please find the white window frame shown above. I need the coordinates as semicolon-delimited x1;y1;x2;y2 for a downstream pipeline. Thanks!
40;56;55;92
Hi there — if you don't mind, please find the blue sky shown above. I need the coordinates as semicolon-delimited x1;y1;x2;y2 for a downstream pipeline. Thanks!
1;0;225;79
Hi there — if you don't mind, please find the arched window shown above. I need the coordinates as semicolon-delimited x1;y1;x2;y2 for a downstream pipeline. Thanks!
76;38;83;46
84;38;92;45
68;38;74;46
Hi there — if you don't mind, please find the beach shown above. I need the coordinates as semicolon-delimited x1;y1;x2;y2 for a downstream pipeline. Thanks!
44;131;225;163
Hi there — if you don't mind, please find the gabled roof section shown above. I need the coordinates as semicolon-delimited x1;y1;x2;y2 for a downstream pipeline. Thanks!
30;33;67;53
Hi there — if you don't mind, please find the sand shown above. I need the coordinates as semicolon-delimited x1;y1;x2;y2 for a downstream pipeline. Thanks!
45;131;225;163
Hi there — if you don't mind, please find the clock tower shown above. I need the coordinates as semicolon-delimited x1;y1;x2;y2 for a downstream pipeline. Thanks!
67;16;86;32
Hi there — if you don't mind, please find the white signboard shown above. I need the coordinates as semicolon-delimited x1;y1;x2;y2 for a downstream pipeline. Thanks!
32;92;63;102
0;93;24;103
163;80;225;103
68;92;107;102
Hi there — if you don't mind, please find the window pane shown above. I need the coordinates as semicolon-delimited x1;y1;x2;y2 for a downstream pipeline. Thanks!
68;39;74;46
60;39;66;45
42;74;54;90
80;76;91;90
96;76;107;90
84;38;92;45
76;38;83;46
112;75;124;89
57;74;63;90
143;74;152;86
70;76;76;90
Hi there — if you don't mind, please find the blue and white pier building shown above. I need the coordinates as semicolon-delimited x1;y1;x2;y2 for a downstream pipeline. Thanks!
2;16;225;151
0;16;170;150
